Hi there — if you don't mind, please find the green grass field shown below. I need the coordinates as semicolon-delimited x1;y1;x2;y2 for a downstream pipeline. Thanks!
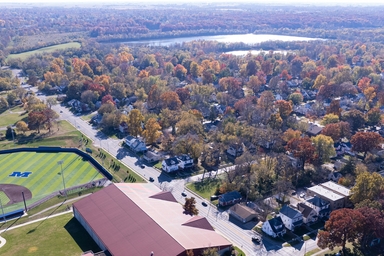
6;42;81;61
0;151;104;213
0;213;101;256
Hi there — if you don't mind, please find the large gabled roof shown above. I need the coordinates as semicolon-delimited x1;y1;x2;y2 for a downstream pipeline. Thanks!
280;205;302;219
73;183;231;256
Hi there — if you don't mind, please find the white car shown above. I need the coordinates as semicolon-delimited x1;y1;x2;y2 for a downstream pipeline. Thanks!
300;192;305;198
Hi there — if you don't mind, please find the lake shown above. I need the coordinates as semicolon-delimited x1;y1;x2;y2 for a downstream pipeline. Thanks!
121;33;321;46
225;50;290;56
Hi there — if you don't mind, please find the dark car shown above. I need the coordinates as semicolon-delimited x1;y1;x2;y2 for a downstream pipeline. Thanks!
140;164;145;169
181;192;187;197
149;177;154;182
252;236;261;244
210;195;219;201
202;201;208;207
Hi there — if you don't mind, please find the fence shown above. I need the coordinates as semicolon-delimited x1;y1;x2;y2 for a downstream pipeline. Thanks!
0;147;113;213
0;146;113;180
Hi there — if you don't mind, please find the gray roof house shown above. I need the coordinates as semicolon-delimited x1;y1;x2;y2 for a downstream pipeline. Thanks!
306;196;330;219
218;191;242;207
124;135;147;153
297;203;318;224
279;205;303;231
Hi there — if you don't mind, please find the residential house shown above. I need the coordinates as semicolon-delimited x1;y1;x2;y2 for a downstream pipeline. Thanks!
218;191;242;207
228;204;258;223
306;123;323;137
227;143;244;157
279;205;303;231
328;171;343;182
177;154;194;169
119;122;129;133
124;135;147;153
161;157;180;173
297;203;318;224
243;141;257;154
262;216;286;238
143;150;162;163
307;181;351;211
305;196;330;219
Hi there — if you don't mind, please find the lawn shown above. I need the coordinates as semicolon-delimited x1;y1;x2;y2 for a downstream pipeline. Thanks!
0;151;104;214
6;42;81;61
0;105;28;127
186;178;222;200
0;213;101;256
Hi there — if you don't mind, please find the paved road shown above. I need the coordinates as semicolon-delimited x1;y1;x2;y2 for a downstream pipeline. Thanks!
41;96;319;256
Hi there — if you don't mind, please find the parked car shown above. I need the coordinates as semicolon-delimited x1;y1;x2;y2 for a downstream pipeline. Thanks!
202;201;208;207
210;195;219;201
149;177;154;182
181;192;187;197
252;236;261;244
300;192;305;198
140;164;145;169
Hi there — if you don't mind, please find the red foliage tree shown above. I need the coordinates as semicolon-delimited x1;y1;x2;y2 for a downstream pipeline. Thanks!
101;94;114;105
318;208;364;253
175;88;190;104
275;100;292;119
351;131;383;159
160;91;182;111
286;137;315;170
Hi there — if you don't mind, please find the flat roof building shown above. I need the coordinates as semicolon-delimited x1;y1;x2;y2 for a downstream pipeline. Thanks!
307;181;351;210
73;183;231;256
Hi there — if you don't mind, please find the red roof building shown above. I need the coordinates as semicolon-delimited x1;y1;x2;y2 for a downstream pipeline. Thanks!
73;183;231;256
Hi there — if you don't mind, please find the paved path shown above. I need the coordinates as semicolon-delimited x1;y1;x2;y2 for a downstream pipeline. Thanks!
28;193;91;218
0;235;6;248
0;210;73;234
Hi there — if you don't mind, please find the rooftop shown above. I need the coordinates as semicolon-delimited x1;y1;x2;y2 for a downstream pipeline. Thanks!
279;205;302;219
229;204;257;219
320;181;350;196
308;185;344;201
73;183;231;256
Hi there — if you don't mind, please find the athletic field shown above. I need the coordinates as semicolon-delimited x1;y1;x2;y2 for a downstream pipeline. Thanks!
0;152;105;213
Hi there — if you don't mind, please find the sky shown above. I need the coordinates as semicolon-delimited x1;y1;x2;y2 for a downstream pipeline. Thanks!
1;0;384;5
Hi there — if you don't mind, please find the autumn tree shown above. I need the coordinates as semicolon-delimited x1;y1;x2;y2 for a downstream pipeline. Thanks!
247;75;262;94
366;107;381;125
350;171;384;204
127;109;144;136
321;122;351;141
201;247;219;256
356;207;384;248
28;111;46;133
288;92;303;105
159;108;180;135
174;64;187;81
321;114;339;126
286;137;315;170
326;99;342;117
183;197;199;215
342;109;365;131
160;91;182;111
175;87;190;104
16;120;29;134
318;208;364;254
282;129;301;143
350;131;383;159
172;133;203;161
176;111;203;136
275;100;292;119
312;134;335;164
268;113;283;130
98;102;115;115
313;74;327;89
142;118;162;145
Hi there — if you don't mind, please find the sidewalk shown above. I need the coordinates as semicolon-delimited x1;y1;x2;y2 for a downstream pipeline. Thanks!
0;210;73;234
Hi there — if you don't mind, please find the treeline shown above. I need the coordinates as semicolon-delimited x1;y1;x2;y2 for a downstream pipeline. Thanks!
3;4;384;56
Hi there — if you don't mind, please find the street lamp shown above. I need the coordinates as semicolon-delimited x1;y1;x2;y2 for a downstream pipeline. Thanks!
58;160;67;198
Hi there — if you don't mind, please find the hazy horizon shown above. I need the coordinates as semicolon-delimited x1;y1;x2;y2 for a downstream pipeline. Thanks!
1;0;384;6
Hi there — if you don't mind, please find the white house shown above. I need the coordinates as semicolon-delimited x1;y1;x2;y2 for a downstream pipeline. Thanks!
143;150;162;163
279;205;303;231
262;216;286;238
162;157;180;173
305;196;330;219
124;136;147;153
177;154;194;169
297;203;318;224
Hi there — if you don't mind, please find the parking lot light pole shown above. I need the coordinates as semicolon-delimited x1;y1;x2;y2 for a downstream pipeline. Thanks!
58;160;67;198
